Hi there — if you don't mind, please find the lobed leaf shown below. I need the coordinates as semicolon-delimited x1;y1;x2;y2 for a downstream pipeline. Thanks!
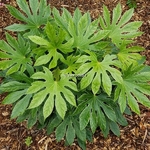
2;89;27;104
11;94;32;119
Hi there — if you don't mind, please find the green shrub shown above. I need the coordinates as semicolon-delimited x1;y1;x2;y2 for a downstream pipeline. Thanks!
0;0;150;149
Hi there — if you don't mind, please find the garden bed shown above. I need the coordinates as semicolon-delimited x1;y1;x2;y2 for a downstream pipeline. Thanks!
0;0;150;149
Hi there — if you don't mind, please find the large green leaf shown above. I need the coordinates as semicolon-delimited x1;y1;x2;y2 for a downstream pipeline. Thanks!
0;33;32;75
55;115;87;146
5;0;51;36
115;65;150;114
27;67;77;119
76;51;122;95
99;3;143;46
117;44;144;70
29;22;74;69
53;7;109;51
75;93;118;133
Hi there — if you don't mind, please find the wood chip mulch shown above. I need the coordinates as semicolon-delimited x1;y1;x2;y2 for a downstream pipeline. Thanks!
0;0;150;149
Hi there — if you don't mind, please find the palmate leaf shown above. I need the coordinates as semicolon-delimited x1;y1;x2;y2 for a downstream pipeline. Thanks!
54;114;87;146
115;65;150;114
0;33;32;75
29;22;74;69
27;67;77;119
5;0;51;36
117;42;144;70
76;51;122;95
53;7;109;51
74;93;117;133
99;3;143;46
60;55;81;81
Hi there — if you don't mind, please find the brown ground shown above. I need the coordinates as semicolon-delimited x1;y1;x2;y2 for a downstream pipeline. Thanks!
0;0;150;150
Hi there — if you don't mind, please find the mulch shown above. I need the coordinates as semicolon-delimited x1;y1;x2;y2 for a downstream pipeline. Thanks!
0;0;150;149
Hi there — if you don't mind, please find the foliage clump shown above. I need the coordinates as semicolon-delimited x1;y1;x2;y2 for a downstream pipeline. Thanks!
0;0;150;149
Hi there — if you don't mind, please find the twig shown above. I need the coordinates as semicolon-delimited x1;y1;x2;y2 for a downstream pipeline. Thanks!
38;136;47;143
142;129;148;145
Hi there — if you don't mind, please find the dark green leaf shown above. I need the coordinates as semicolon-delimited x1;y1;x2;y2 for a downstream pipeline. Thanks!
109;121;120;136
11;94;32;119
47;116;62;135
2;89;27;104
66;121;75;145
0;81;29;92
56;120;67;141
5;24;30;32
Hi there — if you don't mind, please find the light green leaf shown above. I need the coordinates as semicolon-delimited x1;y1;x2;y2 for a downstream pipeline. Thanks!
118;87;127;113
6;64;20;75
127;92;140;114
77;53;122;95
102;70;112;96
92;73;101;94
27;81;45;94
127;46;144;52
103;5;110;27
0;51;10;58
78;13;89;35
112;3;122;26
55;92;67;119
28;90;47;109
0;34;32;75
80;70;95;90
28;68;77;119
79;106;91;130
100;4;142;46
122;21;143;32
62;89;76;106
0;40;14;53
89;30;109;43
6;0;51;35
29;36;50;46
133;90;150;108
43;94;54;119
34;53;51;66
73;8;82;26
118;8;134;27
115;65;150;114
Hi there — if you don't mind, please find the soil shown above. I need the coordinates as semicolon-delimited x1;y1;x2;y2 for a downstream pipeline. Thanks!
0;0;150;150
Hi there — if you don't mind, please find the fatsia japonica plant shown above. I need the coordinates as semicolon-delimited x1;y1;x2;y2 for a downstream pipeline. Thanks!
0;0;150;149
